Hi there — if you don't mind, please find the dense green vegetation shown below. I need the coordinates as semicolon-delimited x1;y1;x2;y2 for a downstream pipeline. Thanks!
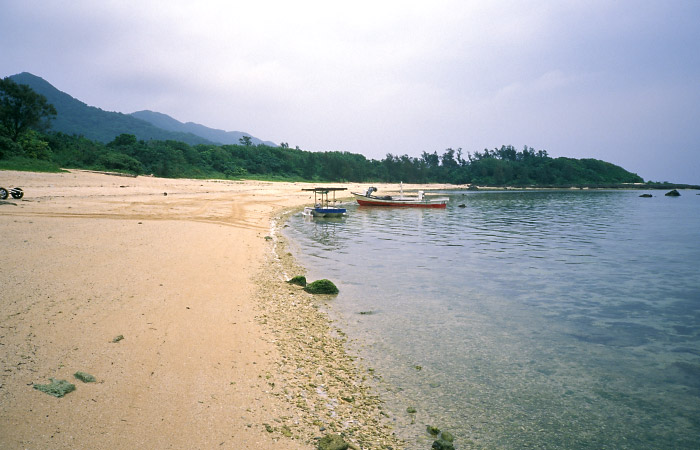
1;130;648;186
1;74;656;186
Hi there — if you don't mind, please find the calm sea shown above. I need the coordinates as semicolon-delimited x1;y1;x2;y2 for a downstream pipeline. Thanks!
283;189;700;450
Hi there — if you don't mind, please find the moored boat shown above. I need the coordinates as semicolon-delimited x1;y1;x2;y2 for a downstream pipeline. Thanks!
301;187;348;217
352;184;448;208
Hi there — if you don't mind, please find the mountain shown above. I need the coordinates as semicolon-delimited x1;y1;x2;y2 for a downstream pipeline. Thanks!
8;72;272;146
131;110;276;147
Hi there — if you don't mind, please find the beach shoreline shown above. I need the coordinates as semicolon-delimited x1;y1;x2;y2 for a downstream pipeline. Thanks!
1;169;456;449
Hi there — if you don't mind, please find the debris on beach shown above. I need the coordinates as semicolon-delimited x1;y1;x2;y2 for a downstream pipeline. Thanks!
287;275;307;286
317;433;354;450
74;371;96;383
304;279;339;295
111;334;124;343
33;378;76;397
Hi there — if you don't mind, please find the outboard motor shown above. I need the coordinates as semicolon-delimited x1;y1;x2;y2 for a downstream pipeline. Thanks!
365;186;378;197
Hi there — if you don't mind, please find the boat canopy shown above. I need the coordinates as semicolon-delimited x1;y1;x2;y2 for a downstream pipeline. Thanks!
301;187;348;192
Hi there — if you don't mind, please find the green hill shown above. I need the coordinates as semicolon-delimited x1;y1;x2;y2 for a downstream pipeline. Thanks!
131;110;277;146
9;73;213;145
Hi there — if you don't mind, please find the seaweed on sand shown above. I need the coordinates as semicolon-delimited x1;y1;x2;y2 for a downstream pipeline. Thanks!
33;378;76;397
74;371;96;383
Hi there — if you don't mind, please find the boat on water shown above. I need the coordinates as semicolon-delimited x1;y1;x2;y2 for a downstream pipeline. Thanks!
352;183;449;208
301;187;348;217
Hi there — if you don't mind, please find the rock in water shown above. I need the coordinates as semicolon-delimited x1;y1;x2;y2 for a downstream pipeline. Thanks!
440;431;455;442
304;279;339;295
432;439;455;450
665;189;681;196
287;275;307;286
639;194;652;198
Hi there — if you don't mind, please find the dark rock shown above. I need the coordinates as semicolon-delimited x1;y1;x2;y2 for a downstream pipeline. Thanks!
318;434;349;450
440;431;455;442
458;204;466;207
665;189;681;196
639;194;652;198
432;439;455;450
287;275;307;287
304;279;339;295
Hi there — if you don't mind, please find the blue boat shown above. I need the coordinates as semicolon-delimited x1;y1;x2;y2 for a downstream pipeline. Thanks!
301;187;347;218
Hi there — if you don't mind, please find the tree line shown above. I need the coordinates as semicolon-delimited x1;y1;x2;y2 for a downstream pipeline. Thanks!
1;76;645;186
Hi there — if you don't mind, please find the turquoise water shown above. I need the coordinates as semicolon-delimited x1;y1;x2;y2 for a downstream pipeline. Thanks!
284;190;700;449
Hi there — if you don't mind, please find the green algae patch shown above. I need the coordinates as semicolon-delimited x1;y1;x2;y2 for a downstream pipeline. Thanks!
74;371;96;383
33;378;76;398
317;434;349;450
304;279;339;295
287;275;307;287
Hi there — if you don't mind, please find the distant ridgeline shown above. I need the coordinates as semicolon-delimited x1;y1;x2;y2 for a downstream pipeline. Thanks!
7;72;274;146
3;72;691;187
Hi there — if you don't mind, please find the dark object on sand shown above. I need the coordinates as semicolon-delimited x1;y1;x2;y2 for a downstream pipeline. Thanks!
287;275;307;287
74;371;96;383
0;187;23;200
33;378;76;397
304;279;339;295
665;189;681;196
317;434;350;450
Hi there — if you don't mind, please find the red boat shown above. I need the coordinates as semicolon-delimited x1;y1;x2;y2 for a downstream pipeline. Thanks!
352;185;448;208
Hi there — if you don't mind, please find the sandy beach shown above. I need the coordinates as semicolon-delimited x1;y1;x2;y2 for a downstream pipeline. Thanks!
1;170;446;449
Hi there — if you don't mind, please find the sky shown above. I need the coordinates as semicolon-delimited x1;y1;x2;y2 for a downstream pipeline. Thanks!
2;0;699;183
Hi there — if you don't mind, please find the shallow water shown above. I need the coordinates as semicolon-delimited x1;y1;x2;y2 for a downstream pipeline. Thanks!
284;190;700;449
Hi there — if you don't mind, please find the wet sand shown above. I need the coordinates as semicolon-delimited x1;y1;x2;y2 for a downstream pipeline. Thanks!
1;170;449;449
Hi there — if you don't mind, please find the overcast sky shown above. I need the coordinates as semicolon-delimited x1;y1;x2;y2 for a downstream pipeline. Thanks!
2;0;699;183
